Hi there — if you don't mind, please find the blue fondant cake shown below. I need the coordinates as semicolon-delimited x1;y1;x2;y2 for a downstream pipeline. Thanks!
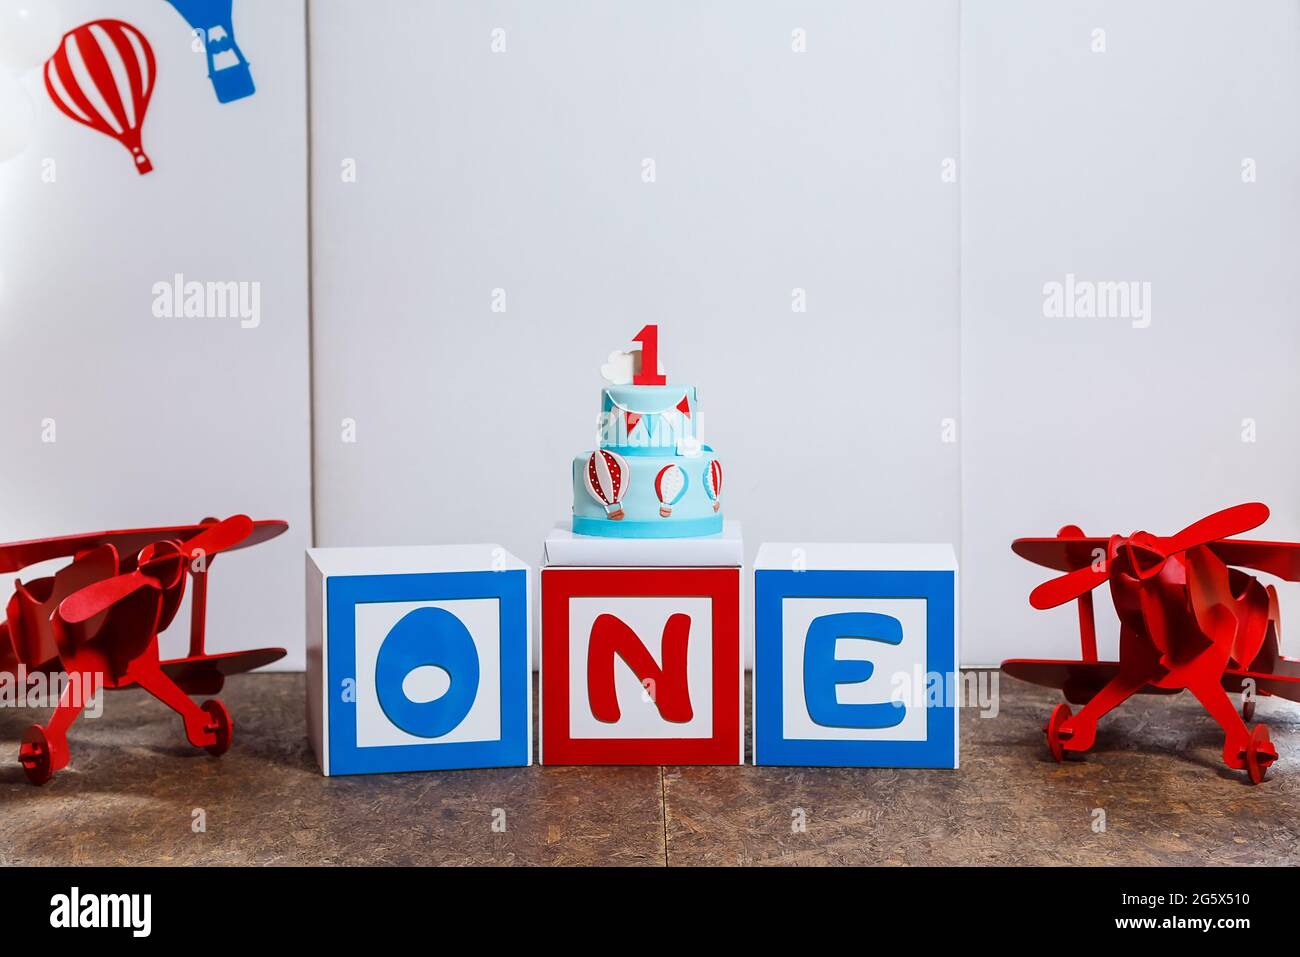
572;378;724;538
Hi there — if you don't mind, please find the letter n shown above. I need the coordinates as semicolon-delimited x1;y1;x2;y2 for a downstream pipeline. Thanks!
587;613;693;722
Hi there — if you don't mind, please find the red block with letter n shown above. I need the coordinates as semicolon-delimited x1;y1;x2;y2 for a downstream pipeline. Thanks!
541;566;742;764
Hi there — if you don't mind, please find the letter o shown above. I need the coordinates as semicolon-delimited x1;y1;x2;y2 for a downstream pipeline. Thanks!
375;607;479;738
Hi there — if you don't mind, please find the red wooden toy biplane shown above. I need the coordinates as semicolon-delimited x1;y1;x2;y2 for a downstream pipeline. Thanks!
1003;503;1300;783
0;515;287;784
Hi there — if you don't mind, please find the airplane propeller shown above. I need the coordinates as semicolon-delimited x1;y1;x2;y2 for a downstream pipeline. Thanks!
58;515;255;625
59;568;162;625
1029;503;1271;611
177;513;254;563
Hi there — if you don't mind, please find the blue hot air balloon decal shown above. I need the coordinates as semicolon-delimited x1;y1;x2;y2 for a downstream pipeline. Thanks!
165;0;255;103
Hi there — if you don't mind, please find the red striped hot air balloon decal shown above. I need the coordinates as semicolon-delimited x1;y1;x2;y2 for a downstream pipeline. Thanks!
585;450;630;520
45;20;156;175
703;459;722;512
654;463;687;517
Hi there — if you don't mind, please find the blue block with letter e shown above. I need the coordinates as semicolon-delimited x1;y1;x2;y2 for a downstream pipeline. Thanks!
753;543;958;768
305;545;531;775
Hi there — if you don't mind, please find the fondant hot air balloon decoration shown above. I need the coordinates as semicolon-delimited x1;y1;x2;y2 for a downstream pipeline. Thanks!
702;459;722;512
654;463;688;517
45;20;156;174
585;450;630;520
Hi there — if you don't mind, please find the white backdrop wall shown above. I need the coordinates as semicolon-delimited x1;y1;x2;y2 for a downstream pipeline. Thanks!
7;2;1298;671
961;0;1300;664
0;1;311;667
308;0;963;667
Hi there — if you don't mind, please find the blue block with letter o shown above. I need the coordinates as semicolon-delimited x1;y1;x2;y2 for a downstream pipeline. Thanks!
306;545;532;775
753;543;958;768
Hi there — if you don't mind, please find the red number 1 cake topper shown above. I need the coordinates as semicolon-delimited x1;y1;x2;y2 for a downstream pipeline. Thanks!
632;325;667;385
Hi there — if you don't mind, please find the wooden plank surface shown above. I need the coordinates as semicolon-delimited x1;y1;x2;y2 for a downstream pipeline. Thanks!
1;673;1297;865
0;674;663;866
664;676;1300;865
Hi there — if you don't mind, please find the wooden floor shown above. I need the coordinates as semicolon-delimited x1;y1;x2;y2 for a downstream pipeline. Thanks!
2;671;1298;866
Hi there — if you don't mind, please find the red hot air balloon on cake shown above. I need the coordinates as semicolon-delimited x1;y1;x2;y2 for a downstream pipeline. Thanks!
45;20;156;174
585;450;630;520
703;459;722;512
654;463;688;517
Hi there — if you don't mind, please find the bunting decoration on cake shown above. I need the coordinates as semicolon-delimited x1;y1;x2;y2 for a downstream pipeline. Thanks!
703;459;723;512
605;390;692;448
654;463;688;517
585;450;630;520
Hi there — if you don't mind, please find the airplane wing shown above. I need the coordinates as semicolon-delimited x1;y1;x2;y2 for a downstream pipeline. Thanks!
1011;537;1110;572
1207;539;1300;582
1005;658;1300;704
1222;668;1300;705
1001;658;1180;696
160;647;286;695
0;520;288;575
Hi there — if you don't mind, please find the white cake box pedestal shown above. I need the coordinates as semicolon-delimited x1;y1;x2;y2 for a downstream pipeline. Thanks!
540;521;744;765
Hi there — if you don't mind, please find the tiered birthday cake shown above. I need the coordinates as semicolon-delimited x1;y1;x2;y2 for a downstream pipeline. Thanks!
571;327;723;538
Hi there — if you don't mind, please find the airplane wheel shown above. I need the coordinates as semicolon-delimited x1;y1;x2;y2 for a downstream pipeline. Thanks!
1044;703;1072;763
1241;697;1256;722
200;699;233;757
18;725;53;786
1245;724;1276;785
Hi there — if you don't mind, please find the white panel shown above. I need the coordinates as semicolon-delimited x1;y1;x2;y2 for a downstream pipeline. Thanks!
308;543;527;576
308;1;963;667
353;598;502;746
0;1;311;667
567;595;713;739
961;0;1300;665
756;542;957;571
306;550;326;770
780;597;928;741
545;521;743;567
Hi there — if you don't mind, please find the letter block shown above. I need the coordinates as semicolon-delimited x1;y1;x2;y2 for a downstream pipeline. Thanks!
753;543;958;768
306;545;531;775
540;525;743;764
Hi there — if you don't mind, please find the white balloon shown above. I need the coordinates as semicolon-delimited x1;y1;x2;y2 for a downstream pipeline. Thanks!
0;1;62;75
0;72;32;162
